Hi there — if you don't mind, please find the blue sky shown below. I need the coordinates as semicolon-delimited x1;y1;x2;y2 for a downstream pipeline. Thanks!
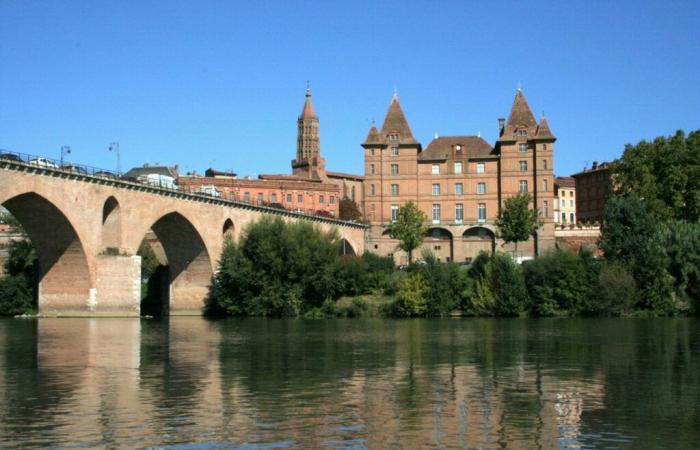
1;0;698;178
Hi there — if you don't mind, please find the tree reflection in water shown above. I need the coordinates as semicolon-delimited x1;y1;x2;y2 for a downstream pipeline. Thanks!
0;317;698;448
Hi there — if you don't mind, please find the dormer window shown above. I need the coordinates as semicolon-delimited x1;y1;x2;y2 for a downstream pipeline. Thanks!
517;129;527;136
455;144;462;155
388;133;399;141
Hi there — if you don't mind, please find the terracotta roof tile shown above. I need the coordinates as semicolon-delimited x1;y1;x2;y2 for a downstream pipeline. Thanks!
379;95;418;145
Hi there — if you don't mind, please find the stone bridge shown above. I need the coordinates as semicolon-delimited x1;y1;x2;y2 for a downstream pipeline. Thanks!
0;160;365;316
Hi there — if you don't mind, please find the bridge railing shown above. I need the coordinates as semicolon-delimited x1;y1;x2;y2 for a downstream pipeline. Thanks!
1;149;351;224
0;148;121;180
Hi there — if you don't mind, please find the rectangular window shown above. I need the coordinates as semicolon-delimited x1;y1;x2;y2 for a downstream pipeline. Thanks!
519;160;528;171
543;179;548;192
271;193;278;203
297;194;303;203
454;162;463;174
391;164;399;175
319;195;324;204
561;198;566;209
244;192;250;203
544;200;549;218
455;203;463;223
286;193;292;203
543;159;548;169
390;147;399;156
570;213;575;223
519;143;527;152
455;183;463;195
257;193;264;203
370;149;375;156
543;143;548;151
432;204;441;224
476;163;485;174
570;191;574;197
477;182;486;195
391;204;399;222
330;196;335;204
432;164;440;175
478;203;486;222
519;180;528;193
391;184;399;196
371;184;376;196
370;164;375;175
432;183;440;196
570;199;574;208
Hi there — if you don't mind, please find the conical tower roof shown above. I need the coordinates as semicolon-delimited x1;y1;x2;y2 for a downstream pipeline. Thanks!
535;115;555;139
362;122;382;146
379;93;418;145
300;87;316;118
505;89;537;130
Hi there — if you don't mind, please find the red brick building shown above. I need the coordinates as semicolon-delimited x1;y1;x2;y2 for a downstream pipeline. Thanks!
362;90;557;263
178;88;364;217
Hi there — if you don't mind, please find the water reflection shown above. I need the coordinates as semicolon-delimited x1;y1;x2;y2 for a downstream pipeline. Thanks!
0;317;698;448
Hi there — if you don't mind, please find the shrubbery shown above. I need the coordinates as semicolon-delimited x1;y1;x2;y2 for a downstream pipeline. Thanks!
0;240;37;315
207;217;396;317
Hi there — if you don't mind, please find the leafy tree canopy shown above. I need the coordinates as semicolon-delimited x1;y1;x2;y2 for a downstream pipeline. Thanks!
388;202;427;263
611;129;700;221
339;197;362;221
495;192;539;254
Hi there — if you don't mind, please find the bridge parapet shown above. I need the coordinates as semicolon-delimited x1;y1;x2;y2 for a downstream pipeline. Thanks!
1;154;366;316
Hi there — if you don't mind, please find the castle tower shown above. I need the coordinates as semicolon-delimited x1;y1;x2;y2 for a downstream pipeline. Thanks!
292;86;325;178
362;92;421;224
496;88;556;255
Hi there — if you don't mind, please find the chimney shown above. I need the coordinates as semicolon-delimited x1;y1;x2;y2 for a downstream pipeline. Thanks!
498;118;505;133
592;161;598;170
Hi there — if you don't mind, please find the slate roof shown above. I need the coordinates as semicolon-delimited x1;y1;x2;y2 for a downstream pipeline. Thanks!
419;136;494;161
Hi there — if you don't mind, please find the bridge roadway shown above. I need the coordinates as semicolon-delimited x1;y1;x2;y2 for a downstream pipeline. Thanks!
0;159;365;316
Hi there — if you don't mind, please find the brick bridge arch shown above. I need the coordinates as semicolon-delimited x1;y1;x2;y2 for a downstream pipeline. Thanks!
0;162;366;316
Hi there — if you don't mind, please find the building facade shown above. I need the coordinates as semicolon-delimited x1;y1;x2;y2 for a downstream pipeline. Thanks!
572;162;612;223
554;176;576;225
362;90;556;264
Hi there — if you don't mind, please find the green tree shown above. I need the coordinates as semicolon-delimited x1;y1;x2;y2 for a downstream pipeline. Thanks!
495;192;539;256
0;210;24;233
601;195;675;313
388;202;427;264
339;196;362;221
0;239;37;315
392;272;428;317
208;217;340;316
611;129;700;222
523;250;595;316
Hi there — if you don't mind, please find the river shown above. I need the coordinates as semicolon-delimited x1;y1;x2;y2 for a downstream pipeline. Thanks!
0;317;698;449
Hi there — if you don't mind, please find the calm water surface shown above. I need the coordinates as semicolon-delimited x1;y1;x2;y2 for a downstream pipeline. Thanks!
0;317;698;449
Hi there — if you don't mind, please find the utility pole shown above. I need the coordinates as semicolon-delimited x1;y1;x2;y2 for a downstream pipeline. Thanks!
109;142;121;175
60;146;71;166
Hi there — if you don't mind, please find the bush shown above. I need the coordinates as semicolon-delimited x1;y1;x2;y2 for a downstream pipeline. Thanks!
0;240;37;316
523;250;595;316
208;217;339;316
0;275;34;315
415;258;471;316
465;252;527;316
392;272;428;317
585;263;638;316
